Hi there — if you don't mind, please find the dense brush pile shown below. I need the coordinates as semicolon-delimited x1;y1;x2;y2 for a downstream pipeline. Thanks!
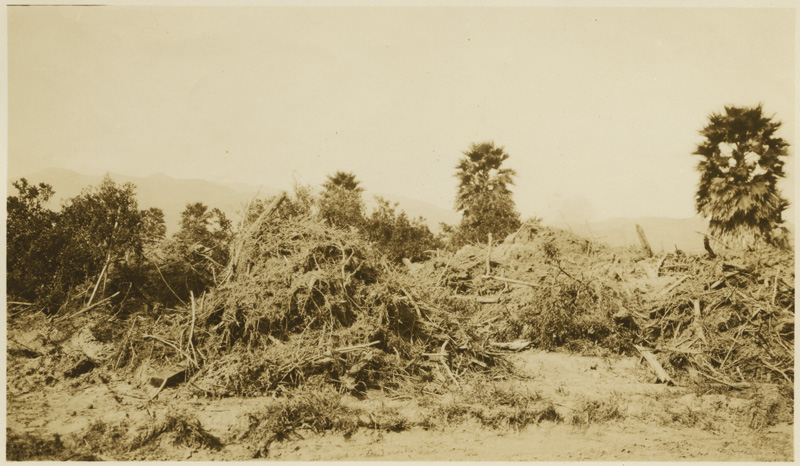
414;221;639;354
634;248;794;387
14;209;791;400
178;200;506;396
413;219;793;388
209;217;383;348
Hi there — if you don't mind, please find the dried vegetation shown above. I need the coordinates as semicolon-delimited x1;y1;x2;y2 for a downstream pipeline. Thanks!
6;207;794;459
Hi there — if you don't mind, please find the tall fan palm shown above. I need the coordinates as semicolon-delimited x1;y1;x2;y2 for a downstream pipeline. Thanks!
454;142;520;244
694;105;790;248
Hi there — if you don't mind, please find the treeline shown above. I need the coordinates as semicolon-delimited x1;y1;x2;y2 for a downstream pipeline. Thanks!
6;141;524;314
7;176;233;313
9;101;793;316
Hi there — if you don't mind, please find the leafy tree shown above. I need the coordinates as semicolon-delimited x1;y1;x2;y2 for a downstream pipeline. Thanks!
53;176;145;306
280;181;316;219
58;175;144;269
7;175;147;312
141;207;167;244
156;202;232;300
318;171;365;229
454;141;521;245
6;179;59;301
111;206;168;308
175;202;231;252
694;105;790;248
363;197;441;263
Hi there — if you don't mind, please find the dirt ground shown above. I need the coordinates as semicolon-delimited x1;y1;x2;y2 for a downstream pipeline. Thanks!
267;420;792;461
6;344;793;461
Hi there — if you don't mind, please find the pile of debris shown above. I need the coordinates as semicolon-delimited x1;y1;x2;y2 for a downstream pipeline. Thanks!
411;221;641;353
413;219;794;388
16;208;791;397
631;247;794;388
156;195;509;396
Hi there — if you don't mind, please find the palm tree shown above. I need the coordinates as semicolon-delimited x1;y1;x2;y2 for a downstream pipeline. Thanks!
454;142;520;244
319;171;365;229
694;105;790;248
323;171;363;193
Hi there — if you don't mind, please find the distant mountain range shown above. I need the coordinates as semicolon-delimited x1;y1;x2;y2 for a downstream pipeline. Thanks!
11;167;768;253
546;216;711;253
8;168;275;234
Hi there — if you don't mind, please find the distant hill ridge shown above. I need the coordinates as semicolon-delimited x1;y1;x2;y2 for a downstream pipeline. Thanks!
545;216;710;254
8;168;275;235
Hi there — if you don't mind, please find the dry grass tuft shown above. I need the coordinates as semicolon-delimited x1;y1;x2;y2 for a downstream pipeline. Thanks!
128;411;221;451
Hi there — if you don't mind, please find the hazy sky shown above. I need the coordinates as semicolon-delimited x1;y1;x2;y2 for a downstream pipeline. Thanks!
7;5;796;223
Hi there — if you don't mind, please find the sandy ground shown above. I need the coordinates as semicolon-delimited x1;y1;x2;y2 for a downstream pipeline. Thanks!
6;346;793;461
267;421;793;461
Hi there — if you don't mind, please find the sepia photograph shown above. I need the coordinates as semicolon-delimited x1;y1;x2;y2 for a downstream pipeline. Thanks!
4;1;795;461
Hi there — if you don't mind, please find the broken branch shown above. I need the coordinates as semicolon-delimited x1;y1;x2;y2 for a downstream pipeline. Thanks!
481;275;540;288
634;345;674;385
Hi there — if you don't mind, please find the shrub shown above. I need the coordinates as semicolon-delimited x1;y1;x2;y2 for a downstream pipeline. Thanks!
363;196;441;263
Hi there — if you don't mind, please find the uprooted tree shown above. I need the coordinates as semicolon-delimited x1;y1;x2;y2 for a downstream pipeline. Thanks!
453;141;521;245
694;104;791;248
